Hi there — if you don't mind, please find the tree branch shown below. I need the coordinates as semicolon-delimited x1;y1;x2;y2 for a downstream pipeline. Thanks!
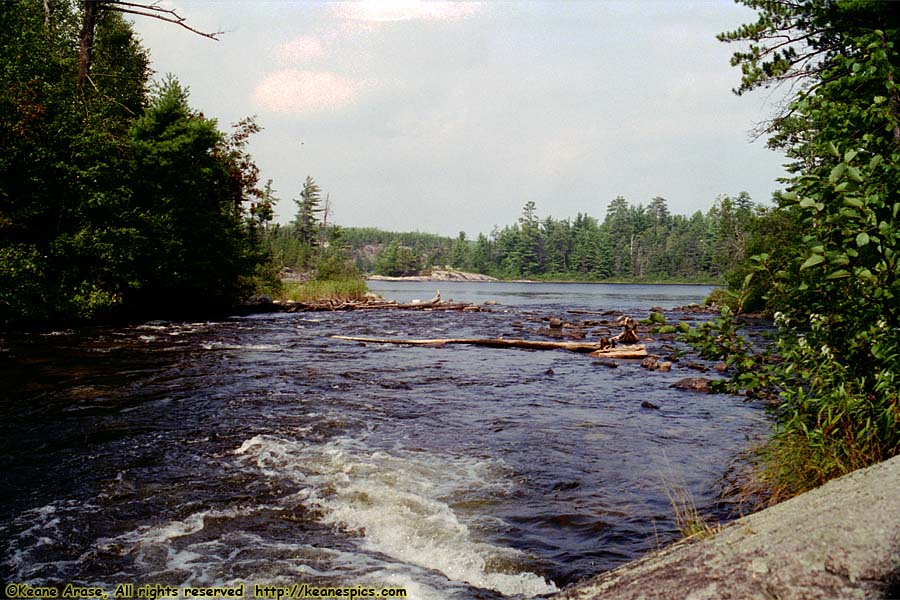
755;29;829;58
103;2;222;40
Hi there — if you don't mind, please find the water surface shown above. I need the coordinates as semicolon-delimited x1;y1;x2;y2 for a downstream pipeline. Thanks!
0;283;768;599
365;280;715;310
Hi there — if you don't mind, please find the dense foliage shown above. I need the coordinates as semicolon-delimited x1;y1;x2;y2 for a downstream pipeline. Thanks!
324;195;763;281
0;1;270;326
262;176;358;283
702;0;900;498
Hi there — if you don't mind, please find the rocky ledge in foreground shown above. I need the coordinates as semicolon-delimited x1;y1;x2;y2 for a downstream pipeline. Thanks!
556;454;900;600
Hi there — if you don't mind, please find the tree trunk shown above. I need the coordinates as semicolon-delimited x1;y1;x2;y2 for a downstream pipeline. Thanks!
331;335;647;357
77;0;99;88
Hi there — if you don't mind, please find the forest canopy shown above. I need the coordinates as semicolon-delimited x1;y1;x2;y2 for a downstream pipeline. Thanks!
0;1;270;326
272;194;766;284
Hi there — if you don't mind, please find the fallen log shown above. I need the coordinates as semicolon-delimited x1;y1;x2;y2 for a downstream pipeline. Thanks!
278;299;483;312
588;345;647;359
331;335;646;357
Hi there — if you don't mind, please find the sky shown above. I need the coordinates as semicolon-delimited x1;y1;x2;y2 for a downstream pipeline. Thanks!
129;0;788;237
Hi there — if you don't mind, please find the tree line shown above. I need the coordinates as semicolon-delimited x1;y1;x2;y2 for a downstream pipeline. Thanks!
329;194;762;281
0;1;274;326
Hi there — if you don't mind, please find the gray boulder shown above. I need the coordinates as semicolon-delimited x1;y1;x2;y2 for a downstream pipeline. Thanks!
556;455;900;599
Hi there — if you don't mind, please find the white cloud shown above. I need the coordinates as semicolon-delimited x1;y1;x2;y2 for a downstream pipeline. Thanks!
253;69;364;114
274;36;327;63
332;1;481;23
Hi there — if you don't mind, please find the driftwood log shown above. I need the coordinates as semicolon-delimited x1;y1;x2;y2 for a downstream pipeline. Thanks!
331;335;647;358
279;299;484;312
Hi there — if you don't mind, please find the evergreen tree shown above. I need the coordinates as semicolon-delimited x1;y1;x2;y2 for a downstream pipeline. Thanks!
374;241;419;276
515;201;543;276
294;176;323;249
251;179;278;230
470;233;494;275
543;216;572;274
604;196;632;277
570;213;604;277
449;231;471;270
709;192;755;278
0;3;267;324
127;78;260;314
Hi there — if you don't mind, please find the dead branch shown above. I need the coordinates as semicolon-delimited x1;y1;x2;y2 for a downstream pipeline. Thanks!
105;2;223;40
78;0;222;88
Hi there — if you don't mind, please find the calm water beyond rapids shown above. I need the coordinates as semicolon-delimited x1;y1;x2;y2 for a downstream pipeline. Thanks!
0;282;770;599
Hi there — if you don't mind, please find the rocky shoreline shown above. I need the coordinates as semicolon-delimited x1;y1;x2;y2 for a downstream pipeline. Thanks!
365;269;497;282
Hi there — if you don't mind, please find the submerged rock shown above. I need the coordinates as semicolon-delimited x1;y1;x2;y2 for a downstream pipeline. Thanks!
671;377;712;393
593;359;618;368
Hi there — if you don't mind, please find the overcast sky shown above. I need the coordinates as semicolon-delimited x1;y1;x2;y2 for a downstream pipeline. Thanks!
130;1;787;237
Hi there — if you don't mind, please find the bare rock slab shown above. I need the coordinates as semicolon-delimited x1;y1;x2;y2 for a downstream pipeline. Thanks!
556;454;900;600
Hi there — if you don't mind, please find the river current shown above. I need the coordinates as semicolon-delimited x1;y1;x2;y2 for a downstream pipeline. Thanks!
0;283;770;599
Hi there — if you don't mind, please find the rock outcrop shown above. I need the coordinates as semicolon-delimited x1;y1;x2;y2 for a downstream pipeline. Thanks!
366;270;497;282
556;455;900;600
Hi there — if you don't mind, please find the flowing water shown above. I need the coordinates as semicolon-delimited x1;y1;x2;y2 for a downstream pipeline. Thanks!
0;283;770;599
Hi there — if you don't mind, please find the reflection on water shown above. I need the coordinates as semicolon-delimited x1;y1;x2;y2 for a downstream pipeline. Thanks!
365;280;717;310
0;284;766;599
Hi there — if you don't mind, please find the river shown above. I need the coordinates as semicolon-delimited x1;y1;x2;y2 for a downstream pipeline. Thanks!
0;283;769;599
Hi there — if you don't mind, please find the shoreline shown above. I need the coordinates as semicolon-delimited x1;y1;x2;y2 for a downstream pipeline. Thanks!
365;272;722;286
365;269;498;283
555;454;900;599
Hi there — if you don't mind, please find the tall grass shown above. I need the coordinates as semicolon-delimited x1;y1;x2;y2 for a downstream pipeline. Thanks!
663;481;720;539
279;279;367;303
658;457;721;540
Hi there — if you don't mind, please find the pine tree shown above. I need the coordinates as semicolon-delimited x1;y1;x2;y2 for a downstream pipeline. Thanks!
294;176;323;250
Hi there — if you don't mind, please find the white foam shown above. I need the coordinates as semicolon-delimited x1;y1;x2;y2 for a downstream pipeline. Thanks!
93;505;293;584
234;435;558;597
7;439;557;598
4;502;82;583
200;342;281;352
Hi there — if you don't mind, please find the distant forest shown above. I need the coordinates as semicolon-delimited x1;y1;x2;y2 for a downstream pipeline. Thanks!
266;193;768;283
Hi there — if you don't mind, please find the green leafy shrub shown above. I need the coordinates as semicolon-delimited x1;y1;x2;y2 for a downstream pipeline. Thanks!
702;4;900;501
